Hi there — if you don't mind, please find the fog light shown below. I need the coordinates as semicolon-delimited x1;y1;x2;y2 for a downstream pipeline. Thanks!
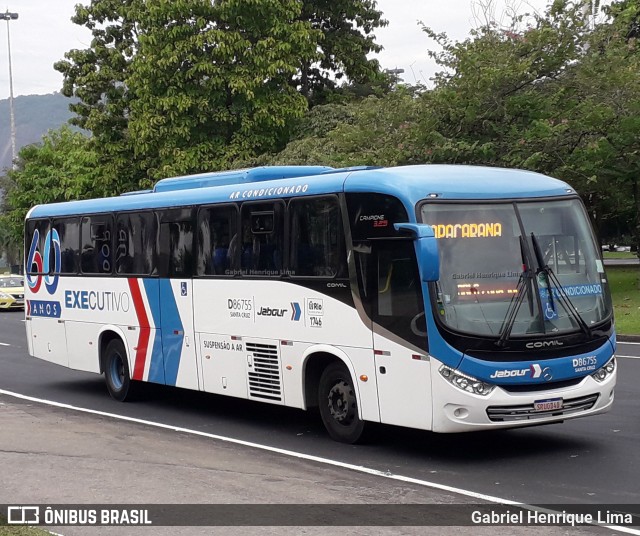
453;407;469;419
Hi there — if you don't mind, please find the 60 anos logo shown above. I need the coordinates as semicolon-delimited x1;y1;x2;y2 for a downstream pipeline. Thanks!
27;228;61;295
26;229;62;318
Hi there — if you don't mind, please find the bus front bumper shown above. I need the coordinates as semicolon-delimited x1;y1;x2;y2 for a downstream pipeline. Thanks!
430;359;616;433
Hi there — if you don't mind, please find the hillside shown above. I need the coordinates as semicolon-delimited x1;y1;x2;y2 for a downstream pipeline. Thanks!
0;92;79;170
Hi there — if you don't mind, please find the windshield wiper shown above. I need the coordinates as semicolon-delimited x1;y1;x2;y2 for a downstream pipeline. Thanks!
530;232;592;337
496;236;535;348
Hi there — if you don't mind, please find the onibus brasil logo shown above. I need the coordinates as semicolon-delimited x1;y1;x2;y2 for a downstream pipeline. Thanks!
26;228;62;317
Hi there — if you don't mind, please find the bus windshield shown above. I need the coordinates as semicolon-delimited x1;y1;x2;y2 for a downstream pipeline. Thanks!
420;199;612;338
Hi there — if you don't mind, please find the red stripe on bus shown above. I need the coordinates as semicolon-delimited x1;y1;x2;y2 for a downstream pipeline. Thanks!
128;278;150;381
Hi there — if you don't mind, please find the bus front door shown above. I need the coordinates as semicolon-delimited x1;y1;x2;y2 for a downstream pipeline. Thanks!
369;239;432;431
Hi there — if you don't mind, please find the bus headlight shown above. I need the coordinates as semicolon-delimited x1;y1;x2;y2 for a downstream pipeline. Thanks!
439;365;495;396
591;357;616;383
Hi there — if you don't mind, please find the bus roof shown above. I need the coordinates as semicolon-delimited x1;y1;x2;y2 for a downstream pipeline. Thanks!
27;164;574;219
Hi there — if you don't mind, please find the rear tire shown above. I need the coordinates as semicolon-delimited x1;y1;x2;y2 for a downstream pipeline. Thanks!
104;339;134;402
318;362;365;443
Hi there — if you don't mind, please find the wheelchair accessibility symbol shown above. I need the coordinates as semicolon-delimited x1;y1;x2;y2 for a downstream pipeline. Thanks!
544;300;558;320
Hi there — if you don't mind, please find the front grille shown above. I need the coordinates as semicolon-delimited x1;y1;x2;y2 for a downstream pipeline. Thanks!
500;377;583;393
487;394;599;422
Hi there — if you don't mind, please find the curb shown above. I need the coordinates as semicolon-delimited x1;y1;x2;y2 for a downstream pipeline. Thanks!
618;335;640;343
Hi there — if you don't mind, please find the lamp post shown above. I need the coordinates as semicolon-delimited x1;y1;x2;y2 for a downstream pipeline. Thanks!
1;10;18;169
384;68;405;86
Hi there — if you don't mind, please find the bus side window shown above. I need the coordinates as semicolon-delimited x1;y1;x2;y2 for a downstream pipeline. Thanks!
80;215;113;274
196;205;238;276
52;217;79;274
26;219;51;275
167;222;194;278
156;209;195;279
289;196;347;278
115;212;157;276
240;201;284;277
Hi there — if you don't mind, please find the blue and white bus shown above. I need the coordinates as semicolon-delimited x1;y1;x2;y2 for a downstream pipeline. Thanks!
24;165;616;442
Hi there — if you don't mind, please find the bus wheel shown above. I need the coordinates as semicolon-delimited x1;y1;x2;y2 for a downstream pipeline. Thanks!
318;362;365;443
104;339;133;402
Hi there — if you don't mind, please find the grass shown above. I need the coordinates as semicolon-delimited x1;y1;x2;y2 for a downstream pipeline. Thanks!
0;526;52;535
603;251;638;259
607;265;640;336
0;514;53;535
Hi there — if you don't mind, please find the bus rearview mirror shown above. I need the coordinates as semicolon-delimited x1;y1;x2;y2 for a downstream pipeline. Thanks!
394;223;440;282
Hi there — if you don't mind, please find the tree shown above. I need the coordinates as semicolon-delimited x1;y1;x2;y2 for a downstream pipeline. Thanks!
0;127;101;248
416;1;590;167
572;0;640;255
127;0;319;181
415;0;640;254
296;0;388;104
54;0;387;186
251;88;421;167
54;0;142;194
0;181;21;266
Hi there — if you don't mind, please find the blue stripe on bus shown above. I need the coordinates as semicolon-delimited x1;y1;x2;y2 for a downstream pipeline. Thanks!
159;279;183;387
459;340;614;385
142;279;166;385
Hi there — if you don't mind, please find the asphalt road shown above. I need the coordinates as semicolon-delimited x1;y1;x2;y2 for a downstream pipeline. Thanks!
0;392;612;536
0;309;639;514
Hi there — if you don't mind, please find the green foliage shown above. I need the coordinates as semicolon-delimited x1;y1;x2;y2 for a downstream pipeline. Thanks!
414;0;640;254
0;525;53;536
296;0;388;104
607;266;640;335
8;0;639;262
0;127;101;252
252;89;420;167
0;93;80;170
53;0;387;187
54;0;142;193
127;0;318;181
416;1;590;167
261;0;640;256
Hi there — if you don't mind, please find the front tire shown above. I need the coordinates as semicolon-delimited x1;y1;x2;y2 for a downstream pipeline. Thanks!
104;339;134;402
318;362;365;443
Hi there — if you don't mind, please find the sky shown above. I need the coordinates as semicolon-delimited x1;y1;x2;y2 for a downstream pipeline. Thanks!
0;0;592;100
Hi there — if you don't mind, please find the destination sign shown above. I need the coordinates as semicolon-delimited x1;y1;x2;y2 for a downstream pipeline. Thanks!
431;222;503;239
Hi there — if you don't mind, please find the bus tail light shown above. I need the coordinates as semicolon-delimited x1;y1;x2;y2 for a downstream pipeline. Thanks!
591;357;616;383
439;365;495;397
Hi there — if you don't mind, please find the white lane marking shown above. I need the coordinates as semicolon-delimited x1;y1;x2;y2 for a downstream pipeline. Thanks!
618;341;640;346
0;388;638;535
618;355;640;359
0;342;10;347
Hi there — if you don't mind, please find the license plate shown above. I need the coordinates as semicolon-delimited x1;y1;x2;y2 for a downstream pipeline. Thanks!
534;398;563;412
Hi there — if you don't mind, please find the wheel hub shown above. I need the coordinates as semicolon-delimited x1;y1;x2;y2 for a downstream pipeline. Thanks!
111;354;125;389
327;380;355;424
